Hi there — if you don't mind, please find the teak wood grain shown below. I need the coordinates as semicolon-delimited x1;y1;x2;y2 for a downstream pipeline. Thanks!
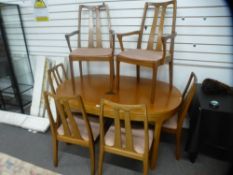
56;74;182;169
116;0;177;103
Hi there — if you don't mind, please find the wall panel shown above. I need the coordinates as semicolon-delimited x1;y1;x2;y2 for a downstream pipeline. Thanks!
0;0;232;89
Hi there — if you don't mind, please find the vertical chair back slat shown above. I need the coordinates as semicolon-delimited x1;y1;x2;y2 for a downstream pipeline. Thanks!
147;5;159;50
63;101;82;138
156;5;167;51
138;3;148;49
124;111;134;151
88;9;94;48
113;109;122;148
96;6;102;48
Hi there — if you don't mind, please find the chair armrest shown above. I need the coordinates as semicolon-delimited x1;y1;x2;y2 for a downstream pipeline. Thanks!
110;30;115;55
65;30;79;52
117;30;140;51
161;32;176;62
161;32;176;42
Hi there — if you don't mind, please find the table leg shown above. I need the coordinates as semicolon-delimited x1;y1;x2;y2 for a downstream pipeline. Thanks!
150;121;162;169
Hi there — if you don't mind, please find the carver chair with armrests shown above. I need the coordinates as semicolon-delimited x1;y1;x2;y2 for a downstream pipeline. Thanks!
44;92;99;175
116;0;177;103
98;99;153;175
65;3;115;94
162;72;197;160
47;63;68;94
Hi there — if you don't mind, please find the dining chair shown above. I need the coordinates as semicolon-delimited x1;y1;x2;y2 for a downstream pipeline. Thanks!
47;63;68;94
43;92;99;175
116;0;177;103
162;72;197;160
65;3;115;94
98;99;153;175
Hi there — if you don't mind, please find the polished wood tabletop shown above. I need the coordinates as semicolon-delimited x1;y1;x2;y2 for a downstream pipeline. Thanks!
57;74;182;121
56;74;182;169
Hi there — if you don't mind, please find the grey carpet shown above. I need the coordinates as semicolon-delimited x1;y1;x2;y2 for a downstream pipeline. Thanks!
0;123;230;175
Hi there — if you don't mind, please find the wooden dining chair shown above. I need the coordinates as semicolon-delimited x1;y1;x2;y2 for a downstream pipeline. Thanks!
116;0;177;103
43;92;99;175
98;99;153;175
65;3;115;94
47;63;68;94
162;72;197;160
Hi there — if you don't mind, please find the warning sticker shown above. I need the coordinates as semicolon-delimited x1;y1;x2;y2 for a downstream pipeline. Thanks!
33;0;49;21
34;0;47;8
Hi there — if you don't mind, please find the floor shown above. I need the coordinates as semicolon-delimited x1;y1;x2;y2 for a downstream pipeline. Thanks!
0;123;231;175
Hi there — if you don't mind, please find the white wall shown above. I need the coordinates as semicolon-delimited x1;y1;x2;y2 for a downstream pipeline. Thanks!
1;0;232;91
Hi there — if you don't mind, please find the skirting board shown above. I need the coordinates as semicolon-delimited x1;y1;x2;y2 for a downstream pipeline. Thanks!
0;110;49;133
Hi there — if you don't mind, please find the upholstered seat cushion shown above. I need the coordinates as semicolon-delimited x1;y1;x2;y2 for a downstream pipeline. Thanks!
70;48;113;60
118;49;163;64
105;126;153;154
163;114;178;129
57;115;99;141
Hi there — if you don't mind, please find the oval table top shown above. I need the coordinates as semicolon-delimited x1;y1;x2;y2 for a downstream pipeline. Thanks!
56;74;182;122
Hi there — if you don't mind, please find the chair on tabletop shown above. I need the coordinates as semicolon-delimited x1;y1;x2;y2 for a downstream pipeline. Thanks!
65;3;115;94
98;99;153;175
162;72;197;160
47;63;68;94
44;92;99;175
116;0;177;103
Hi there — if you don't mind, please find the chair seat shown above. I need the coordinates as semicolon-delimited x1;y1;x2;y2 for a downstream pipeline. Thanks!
163;114;178;129
118;49;163;64
70;48;113;60
57;115;99;141
105;125;153;154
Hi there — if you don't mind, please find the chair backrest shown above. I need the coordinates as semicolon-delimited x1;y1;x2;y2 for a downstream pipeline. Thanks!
44;91;94;143
78;3;112;48
99;99;149;155
138;0;177;51
177;72;197;130
47;63;68;94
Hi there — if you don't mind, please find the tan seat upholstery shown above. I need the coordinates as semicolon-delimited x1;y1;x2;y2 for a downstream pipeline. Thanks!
105;126;153;154
163;114;178;129
57;115;99;141
70;48;112;60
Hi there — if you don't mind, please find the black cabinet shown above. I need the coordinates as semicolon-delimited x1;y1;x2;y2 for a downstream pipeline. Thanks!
0;3;33;113
186;84;233;162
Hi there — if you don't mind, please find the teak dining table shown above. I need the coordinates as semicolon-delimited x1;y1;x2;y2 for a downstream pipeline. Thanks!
56;74;182;169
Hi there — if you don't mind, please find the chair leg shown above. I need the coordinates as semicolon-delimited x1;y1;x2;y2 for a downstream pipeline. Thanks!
150;121;162;169
69;58;75;93
175;131;181;160
52;138;58;167
143;156;149;175
116;59;120;91
108;59;114;94
79;60;83;78
136;65;140;83
89;145;95;175
98;146;105;175
150;64;158;103
169;60;173;88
